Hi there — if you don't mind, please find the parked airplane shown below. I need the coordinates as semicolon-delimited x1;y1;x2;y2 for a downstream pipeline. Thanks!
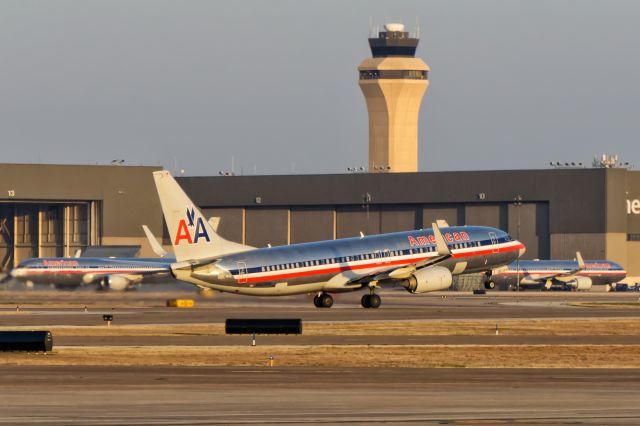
153;171;526;308
10;257;172;291
485;252;626;291
9;218;223;292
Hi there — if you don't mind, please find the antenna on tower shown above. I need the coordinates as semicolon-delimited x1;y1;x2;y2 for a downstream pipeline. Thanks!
369;16;374;38
415;16;420;39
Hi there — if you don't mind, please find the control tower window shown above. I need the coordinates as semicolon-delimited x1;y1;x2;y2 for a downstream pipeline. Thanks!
359;70;427;80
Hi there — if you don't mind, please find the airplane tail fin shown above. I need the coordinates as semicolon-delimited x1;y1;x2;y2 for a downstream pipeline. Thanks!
152;171;253;263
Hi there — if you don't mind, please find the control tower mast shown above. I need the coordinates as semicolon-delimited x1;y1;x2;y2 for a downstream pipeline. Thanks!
358;23;429;173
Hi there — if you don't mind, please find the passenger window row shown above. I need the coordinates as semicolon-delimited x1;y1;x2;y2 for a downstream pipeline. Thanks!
257;243;479;273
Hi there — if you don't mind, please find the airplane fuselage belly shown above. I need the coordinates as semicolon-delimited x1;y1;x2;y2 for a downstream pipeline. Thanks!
173;268;329;296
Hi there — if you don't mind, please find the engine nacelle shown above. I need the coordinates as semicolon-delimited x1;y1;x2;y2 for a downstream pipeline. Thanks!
567;276;592;291
403;266;453;293
103;275;133;291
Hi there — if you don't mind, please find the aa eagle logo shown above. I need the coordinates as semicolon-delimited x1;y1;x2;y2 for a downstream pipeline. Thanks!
174;207;210;245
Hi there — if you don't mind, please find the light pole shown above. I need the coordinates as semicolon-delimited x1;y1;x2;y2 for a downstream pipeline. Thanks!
513;194;523;292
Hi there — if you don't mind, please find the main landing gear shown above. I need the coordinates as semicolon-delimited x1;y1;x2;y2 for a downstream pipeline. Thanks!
361;292;381;309
313;292;334;308
484;271;495;290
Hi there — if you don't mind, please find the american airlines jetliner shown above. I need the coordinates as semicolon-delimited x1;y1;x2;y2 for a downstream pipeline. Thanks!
487;252;626;291
154;171;526;308
10;257;172;291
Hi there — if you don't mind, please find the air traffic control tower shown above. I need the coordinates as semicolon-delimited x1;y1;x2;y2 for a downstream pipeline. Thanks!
358;23;429;173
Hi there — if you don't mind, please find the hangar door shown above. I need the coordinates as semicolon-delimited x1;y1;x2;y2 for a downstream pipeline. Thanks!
0;202;100;272
336;206;419;238
507;202;550;260
245;208;288;248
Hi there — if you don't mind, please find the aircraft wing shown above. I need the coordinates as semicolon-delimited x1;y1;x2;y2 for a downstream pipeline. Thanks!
382;222;452;280
551;252;585;282
81;267;171;284
513;252;585;285
363;222;452;283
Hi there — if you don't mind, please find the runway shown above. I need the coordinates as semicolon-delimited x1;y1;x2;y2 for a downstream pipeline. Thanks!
1;290;640;424
52;333;640;346
1;366;639;425
2;290;640;327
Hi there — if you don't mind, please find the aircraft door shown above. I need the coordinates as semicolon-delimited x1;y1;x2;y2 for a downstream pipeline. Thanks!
489;232;499;253
236;261;248;284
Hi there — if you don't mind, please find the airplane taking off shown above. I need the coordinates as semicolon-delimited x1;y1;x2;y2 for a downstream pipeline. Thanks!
486;252;626;291
154;171;526;308
10;257;172;291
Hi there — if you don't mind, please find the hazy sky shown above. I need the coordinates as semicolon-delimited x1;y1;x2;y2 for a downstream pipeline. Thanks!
1;1;639;175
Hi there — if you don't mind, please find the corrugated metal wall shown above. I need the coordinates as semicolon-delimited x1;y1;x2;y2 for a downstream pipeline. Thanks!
201;202;551;259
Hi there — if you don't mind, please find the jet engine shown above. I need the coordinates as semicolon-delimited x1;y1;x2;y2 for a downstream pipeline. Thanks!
102;275;133;291
566;276;592;291
402;266;453;293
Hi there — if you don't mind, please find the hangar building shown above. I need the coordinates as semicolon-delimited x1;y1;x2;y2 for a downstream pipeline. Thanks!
177;167;640;275
1;164;639;277
0;164;162;272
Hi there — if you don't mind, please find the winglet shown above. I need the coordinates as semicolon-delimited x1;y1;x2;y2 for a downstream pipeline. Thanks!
576;251;585;270
142;225;170;258
431;222;452;256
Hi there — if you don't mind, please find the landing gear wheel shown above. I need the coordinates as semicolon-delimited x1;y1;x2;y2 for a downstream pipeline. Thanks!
361;294;370;308
314;292;333;308
484;280;495;290
320;293;333;308
361;294;381;309
368;294;381;309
